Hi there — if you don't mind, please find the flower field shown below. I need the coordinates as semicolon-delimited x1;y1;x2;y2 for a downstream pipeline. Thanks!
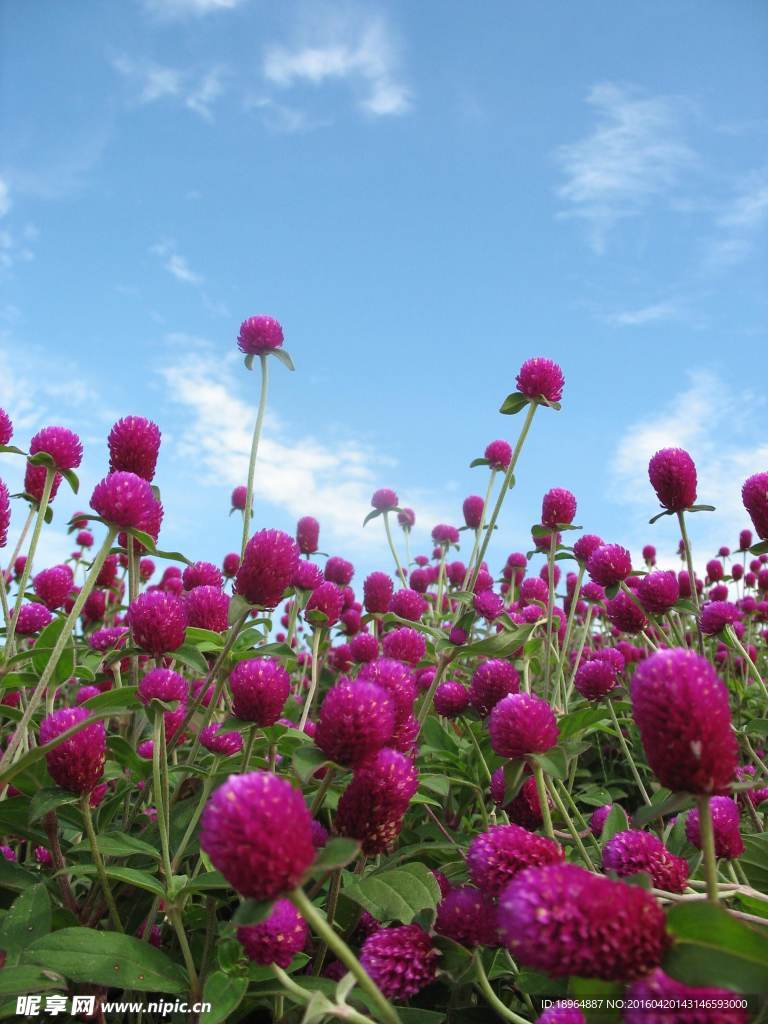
0;318;767;1023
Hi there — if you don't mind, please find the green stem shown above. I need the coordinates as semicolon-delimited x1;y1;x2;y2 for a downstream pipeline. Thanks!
5;468;55;657
152;710;173;883
169;909;202;1002
544;776;594;869
5;505;34;576
564;605;593;704
677;510;703;654
607;699;651;805
383;512;407;587
462;469;497;590
289;888;401;1024
171;761;218;872
697;795;719;904
313;869;342;975
532;764;554;839
416;654;451;728
299;627;324;731
543;531;557;704
726;626;768;702
310;766;336;816
241;352;269;560
554;778;602;854
463;718;493;784
80;794;123;932
473;955;530;1024
241;726;257;773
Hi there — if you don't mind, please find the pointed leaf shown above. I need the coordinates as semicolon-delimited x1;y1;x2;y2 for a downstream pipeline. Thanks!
499;392;530;416
342;862;441;925
270;348;295;371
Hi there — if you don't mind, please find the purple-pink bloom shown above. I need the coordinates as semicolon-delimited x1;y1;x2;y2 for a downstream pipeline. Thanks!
434;680;470;718
382;626;426;665
236;529;300;608
39;707;105;794
625;968;747;1024
108;416;161;481
587;543;633;586
90;471;155;530
237;315;284;354
484;439;512;470
364;571;394;614
128;591;188;657
33;564;74;611
237;899;308;967
325;556;354;586
137;668;188;706
230;658;290;726
742;473;768;540
470;659;520;716
516;357;565;403
185;585;230;632
541;488;577;528
685;797;744;859
16;603;53;635
371;488;398;511
200;724;244;757
638;570;679;614
468;824;564;896
602;829;688;892
489;692;558;758
316;679;395;767
296;515;320;554
648;448;698;512
360;925;439;1000
30;426;83;471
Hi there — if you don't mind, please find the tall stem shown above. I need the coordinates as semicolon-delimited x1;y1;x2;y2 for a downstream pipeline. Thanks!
544;775;594;869
383;512;407;587
543;531;557;704
5;505;34;576
462;469;497;590
5;468;55;657
697;795;719;904
241;353;269;560
726;626;768;702
80;794;123;932
608;700;651;805
416;654;451;728
677;510;703;654
299;628;323;731
532;764;554;839
473;955;530;1024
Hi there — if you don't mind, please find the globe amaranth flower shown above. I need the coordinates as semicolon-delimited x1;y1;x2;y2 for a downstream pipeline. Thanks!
432;523;460;546
536;1003;586;1024
200;724;244;757
350;632;379;663
470;659;520;716
625;968;748;1024
200;772;315;900
33;564;74;611
390;587;428;622
631;649;738;794
237;315;284;354
0;408;12;446
463;494;485;529
700;600;741;636
237;899;308;967
182;561;223;591
292;560;323;591
467;824;564;897
236;529;300;608
0;479;10;548
39;707;105;794
231;485;247;511
88;626;129;653
519;576;548;605
606;591;647;635
397;507;415;529
30;426;83;471
602;829;688;893
305;581;344;626
648;448;698;512
515;357;565;403
587;543;632;586
685;797;744;859
108;416;161;481
541;488;577;529
222;552;240;578
484;439;512;470
638;570;679;614
360;925;439;1001
335;747;418;854
128;591;187;657
358;657;416;723
230;658;291;726
315;679;394;767
381;626;426;665
589;804;613;837
184;585;229;632
498;863;668;981
573;658;619;700
24;462;61;503
16;603;53;635
434;680;470;718
371;488;398;511
75;686;101;705
489;692;558;759
739;527;753;551
137;668;188;707
296;515;320;554
474;589;505;622
435;886;499;947
91;471;155;530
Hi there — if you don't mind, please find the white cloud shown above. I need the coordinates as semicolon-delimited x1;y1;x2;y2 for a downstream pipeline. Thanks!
705;170;768;270
0;179;10;218
263;12;411;118
603;302;679;327
185;69;227;121
151;240;203;285
555;82;696;252
113;58;225;120
142;0;245;17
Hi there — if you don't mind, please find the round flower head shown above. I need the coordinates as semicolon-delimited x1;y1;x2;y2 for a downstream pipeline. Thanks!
489;692;558;759
335;748;418;853
519;576;548;605
474;590;504;622
498;863;667;980
397;507;415;529
88;626;128;653
569;534;601;565
648;448;698;512
324;555;354;586
447;560;467;587
185;585;229;632
296;515;320;554
183;561;223;591
90;471;155;529
589;804;613;837
200;723;244;757
236;529;300;607
536;1003;586;1024
16;603;53;635
0;408;12;446
293;560;323;592
25;462;61;503
75;686;101;705
463;495;485;529
516;357;565;403
625;968;748;1024
360;925;439;1000
316;679;395;767
30;426;83;471
371;487;398;511
382;626;426;665
390;587;428;622
33;564;74;611
364;571;394;614
137;668;188;706
222;552;240;578
470;659;520;716
484;439;512;470
305;581;344;626
39;707;105;794
573;658;619;700
685;796;744;859
631;649;738;794
432;523;460;546
700;600;741;636
435;886;499;947
606;591;647;634
128;591;187;657
230;658;290;726
643;544;657;565
108;416;161;481
541;488;577;528
358;657;416;723
706;558;724;583
587;543;632;586
231;485;247;511
0;479;10;548
739;528;753;551
602;830;688;893
237;899;308;967
200;772;314;899
434;680;470;718
638;570;680;614
237;315;284;354
467;824;564;897
351;632;379;663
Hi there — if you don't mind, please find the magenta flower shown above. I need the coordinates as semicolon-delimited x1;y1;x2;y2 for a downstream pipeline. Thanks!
381;626;426;665
685;797;744;859
230;658;290;726
360;925;439;1000
305;581;344;626
185;585;229;632
470;659;520;717
0;408;12;446
350;632;379;663
390;587;428;622
292;560;323;591
489;692;558;758
638;570;679;614
25;463;61;503
231;485;247;511
739;528;753;551
606;591;647;634
573;658;619;700
541;488;577;528
468;824;564;896
371;488;399;511
316;679;395;767
200;772;315;899
0;479;10;548
237;315;284;354
16;603;53;635
462;495;485;529
631;649;738;794
432;523;460;545
484;439;512;470
474;589;504;621
602;830;688;892
435;885;499;948
536;1004;586;1024
626;969;747;1024
137;668;188;706
200;724;244;757
700;600;741;636
589;804;613;837
398;507;415;529
91;471;155;530
742;472;768;540
587;543;632;586
358;657;416;723
222;552;240;578
183;561;223;590
324;555;354;586
236;529;300;608
108;416;161;481
128;591;187;657
648;448;698;511
296;515;320;554
570;534;602;565
237;899;308;967
89;626;129;652
516;358;565;403
335;747;418;854
30;426;83;471
33;564;74;611
434;680;470;718
39;707;105;794
498;863;667;980
364;571;394;614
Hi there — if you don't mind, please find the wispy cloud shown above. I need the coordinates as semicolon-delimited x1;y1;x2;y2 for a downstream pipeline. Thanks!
705;170;768;270
263;11;411;118
113;57;226;121
151;240;204;285
141;0;245;18
602;302;679;327
0;179;10;219
555;82;696;252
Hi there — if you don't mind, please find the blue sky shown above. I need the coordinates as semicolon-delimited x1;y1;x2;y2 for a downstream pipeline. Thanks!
1;0;766;581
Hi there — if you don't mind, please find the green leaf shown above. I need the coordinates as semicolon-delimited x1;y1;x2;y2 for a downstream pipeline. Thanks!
32;617;74;686
0;965;66;997
600;804;630;842
76;831;160;860
530;747;568;780
181;870;231;894
633;791;694;829
557;707;611;740
270;347;295;371
568;978;624;1023
744;718;768;737
460;624;533;658
293;745;331;782
739;833;768;890
185;626;226;649
469;457;490;468
0;857;38;892
397;1010;447;1024
749;539;768;556
687;504;716;513
22;928;187;992
342;862;441;925
171;642;210;676
82;686;140;712
649;509;675;525
60;467;79;494
0;884;51;962
499;392;530;416
0;444;27;457
311;838;361;873
29;786;78;823
65;864;165;896
664;902;768;993
363;508;383;527
502;760;526;804
228;593;252;626
201;971;248;1023
233;899;275;926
